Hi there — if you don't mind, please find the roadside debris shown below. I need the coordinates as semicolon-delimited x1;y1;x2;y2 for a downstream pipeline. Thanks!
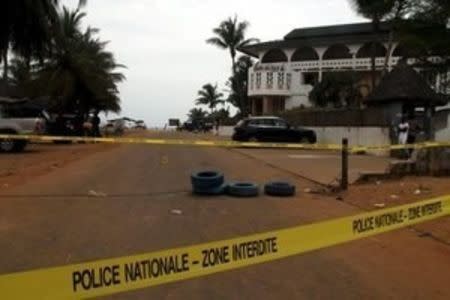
88;190;108;197
412;185;432;196
390;194;399;200
170;209;183;216
304;187;329;194
374;203;386;208
161;156;169;165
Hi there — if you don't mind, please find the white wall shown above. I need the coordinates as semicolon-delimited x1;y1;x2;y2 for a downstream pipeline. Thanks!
306;126;390;146
218;126;235;137
218;125;391;155
435;113;450;142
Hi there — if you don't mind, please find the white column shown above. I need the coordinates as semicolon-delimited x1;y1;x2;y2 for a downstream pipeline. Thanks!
435;73;441;92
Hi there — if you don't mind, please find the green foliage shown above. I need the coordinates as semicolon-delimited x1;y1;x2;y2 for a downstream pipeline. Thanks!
206;16;258;115
227;55;253;116
0;1;88;79
206;16;258;67
195;83;224;113
31;7;125;114
187;108;208;121
349;0;450;93
209;107;230;121
309;72;364;108
349;0;396;23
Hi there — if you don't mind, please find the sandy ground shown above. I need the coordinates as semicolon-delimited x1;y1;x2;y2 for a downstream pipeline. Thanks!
0;131;449;299
0;142;116;190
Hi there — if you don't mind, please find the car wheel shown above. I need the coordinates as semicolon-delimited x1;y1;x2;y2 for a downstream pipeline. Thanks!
227;182;259;197
299;137;310;144
0;130;26;153
12;140;27;152
0;138;16;153
248;136;259;143
264;182;296;197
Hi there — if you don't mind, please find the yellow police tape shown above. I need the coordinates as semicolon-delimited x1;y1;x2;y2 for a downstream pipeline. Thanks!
1;134;450;152
0;134;344;150
0;196;449;299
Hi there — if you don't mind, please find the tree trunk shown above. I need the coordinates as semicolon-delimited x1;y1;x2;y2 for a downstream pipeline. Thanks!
2;50;8;80
383;29;395;74
383;3;406;74
370;19;379;92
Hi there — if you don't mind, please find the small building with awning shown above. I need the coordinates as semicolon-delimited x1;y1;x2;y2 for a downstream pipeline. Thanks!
367;62;449;141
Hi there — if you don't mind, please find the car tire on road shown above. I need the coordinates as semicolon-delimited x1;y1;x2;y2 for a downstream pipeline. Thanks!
191;171;224;190
0;130;27;153
12;140;27;152
264;182;296;197
227;182;259;197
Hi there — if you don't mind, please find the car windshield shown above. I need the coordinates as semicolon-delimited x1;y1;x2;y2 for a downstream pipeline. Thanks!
1;1;449;300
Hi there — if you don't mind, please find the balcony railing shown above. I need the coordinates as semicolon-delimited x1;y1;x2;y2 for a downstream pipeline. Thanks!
249;69;291;96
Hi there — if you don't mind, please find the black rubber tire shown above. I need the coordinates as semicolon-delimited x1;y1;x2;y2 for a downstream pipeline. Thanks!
12;140;27;152
264;182;296;197
247;136;259;143
193;183;227;196
0;130;26;153
227;182;259;197
191;171;224;190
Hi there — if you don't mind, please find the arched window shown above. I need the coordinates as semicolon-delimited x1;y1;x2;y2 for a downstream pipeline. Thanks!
291;47;319;61
356;42;387;58
323;44;352;60
392;43;417;58
262;49;288;63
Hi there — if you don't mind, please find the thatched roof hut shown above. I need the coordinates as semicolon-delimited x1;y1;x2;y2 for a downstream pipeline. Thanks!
367;63;447;107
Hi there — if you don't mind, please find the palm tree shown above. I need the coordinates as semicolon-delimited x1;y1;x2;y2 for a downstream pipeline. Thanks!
349;0;395;90
227;55;253;116
206;16;258;73
196;83;224;113
33;7;124;115
0;0;88;79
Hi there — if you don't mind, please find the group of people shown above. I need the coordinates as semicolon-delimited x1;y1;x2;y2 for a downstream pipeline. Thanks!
53;112;101;137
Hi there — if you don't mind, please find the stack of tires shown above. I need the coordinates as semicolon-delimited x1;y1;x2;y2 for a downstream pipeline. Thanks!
191;170;296;198
191;171;227;195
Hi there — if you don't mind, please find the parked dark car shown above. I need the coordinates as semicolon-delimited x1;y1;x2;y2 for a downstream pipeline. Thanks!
179;119;213;133
232;116;317;143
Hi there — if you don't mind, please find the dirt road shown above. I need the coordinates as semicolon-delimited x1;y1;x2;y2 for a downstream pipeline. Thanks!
0;132;449;299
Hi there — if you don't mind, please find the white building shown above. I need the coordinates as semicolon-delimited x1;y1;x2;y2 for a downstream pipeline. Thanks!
239;22;448;116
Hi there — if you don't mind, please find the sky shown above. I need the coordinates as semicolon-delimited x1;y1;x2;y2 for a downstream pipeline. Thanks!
65;0;365;127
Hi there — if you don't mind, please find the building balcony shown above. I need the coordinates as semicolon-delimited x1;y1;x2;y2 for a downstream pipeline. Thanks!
248;66;292;97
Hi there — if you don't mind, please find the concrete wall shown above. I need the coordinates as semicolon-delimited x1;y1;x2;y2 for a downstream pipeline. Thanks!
305;126;390;146
219;125;390;147
435;111;450;142
218;126;235;137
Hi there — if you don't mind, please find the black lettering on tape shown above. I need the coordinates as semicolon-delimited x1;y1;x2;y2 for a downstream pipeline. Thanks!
352;217;374;234
232;237;278;261
125;254;190;283
72;265;122;292
201;246;230;268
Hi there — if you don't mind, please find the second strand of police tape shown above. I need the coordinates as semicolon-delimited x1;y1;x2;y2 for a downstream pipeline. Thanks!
0;196;449;299
1;134;450;152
